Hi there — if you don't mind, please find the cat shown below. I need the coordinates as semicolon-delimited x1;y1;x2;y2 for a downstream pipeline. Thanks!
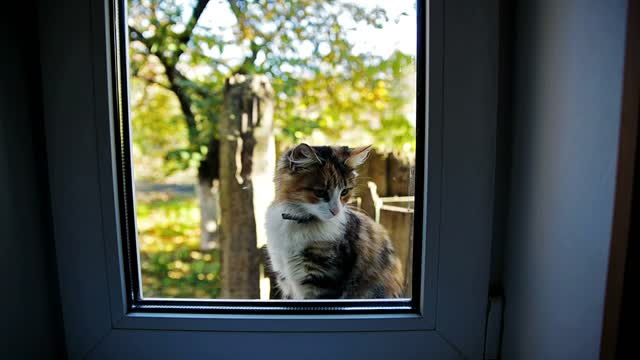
265;143;404;299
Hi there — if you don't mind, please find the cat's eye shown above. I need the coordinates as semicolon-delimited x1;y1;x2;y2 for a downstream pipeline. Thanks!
340;188;351;196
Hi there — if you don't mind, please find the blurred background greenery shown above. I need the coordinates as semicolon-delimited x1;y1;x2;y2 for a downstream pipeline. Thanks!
136;191;222;298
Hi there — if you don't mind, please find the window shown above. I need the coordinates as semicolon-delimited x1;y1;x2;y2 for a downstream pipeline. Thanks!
122;0;421;305
41;0;500;357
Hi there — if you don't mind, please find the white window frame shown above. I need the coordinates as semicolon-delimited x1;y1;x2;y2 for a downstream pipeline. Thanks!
38;0;500;358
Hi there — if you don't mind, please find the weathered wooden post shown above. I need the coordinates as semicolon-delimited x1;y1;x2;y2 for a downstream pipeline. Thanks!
219;73;274;299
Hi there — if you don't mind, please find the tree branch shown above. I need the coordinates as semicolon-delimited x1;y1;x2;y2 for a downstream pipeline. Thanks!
155;56;199;143
178;0;210;45
132;0;213;147
227;0;244;24
238;41;260;70
134;73;172;91
154;61;211;99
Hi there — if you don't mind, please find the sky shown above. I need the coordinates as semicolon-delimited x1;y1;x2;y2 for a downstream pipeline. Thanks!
341;0;417;57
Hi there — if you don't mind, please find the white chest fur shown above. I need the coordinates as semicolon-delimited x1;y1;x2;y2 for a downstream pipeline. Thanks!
265;203;347;298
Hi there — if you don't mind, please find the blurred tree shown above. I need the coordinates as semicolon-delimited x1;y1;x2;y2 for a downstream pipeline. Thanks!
128;0;416;295
129;0;222;251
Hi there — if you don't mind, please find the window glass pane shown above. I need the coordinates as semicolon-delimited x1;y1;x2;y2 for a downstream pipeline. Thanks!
126;0;418;300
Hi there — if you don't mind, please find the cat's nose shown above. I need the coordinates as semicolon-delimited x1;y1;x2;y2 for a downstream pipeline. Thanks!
330;206;340;216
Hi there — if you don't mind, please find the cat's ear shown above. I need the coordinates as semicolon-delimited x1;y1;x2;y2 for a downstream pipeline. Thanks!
287;143;320;170
345;145;373;168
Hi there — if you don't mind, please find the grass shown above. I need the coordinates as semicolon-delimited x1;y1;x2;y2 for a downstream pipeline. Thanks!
136;191;221;299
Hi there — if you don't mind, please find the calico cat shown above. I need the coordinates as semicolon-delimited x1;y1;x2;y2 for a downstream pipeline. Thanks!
265;143;404;299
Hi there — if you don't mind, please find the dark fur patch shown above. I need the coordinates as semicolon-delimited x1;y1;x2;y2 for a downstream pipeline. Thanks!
295;212;361;298
378;245;393;268
302;247;331;265
312;146;351;177
300;274;338;288
344;211;361;246
370;284;387;298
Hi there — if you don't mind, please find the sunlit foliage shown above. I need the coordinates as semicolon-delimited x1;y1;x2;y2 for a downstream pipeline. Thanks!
137;191;221;298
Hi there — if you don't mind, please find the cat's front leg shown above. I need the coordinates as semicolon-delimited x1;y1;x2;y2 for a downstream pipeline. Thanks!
298;273;343;299
275;272;295;299
294;247;345;299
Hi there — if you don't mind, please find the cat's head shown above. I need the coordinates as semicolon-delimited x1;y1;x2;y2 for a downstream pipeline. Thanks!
274;143;372;220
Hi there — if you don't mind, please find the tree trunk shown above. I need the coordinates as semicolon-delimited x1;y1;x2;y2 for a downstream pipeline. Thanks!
219;73;274;299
